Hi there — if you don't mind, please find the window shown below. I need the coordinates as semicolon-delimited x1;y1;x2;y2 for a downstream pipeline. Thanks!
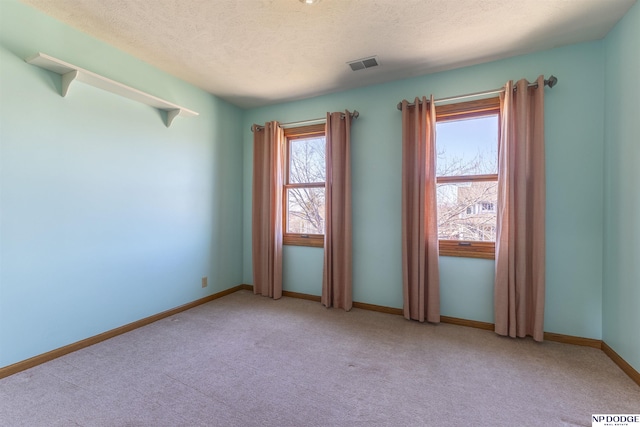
283;124;326;247
480;202;495;212
435;97;500;259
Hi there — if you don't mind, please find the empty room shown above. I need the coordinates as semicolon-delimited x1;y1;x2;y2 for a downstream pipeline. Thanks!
1;0;639;426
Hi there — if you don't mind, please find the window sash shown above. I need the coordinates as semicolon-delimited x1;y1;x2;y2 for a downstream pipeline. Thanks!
283;124;326;248
439;240;495;259
435;98;500;260
284;184;325;234
437;174;498;184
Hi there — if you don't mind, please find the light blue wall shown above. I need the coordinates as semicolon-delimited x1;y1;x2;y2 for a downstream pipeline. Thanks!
603;2;640;372
243;42;606;339
4;0;635;371
0;1;244;368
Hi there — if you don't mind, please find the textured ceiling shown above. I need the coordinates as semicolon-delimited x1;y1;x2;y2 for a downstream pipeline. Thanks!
20;0;637;108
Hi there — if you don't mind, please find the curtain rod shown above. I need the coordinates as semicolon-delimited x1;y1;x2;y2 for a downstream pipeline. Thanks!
396;75;558;110
251;110;359;132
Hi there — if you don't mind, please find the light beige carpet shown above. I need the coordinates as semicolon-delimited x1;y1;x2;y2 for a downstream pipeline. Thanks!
1;290;638;426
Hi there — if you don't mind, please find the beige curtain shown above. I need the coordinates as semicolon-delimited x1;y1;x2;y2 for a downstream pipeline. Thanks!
322;111;353;310
495;76;546;341
252;121;284;299
401;97;440;323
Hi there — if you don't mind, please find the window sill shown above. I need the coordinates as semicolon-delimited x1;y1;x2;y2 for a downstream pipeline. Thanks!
283;235;324;248
439;240;495;260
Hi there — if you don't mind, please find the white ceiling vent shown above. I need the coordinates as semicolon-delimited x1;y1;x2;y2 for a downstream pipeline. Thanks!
347;56;379;71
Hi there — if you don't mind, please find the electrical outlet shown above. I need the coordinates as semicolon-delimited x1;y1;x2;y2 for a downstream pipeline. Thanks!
201;277;208;288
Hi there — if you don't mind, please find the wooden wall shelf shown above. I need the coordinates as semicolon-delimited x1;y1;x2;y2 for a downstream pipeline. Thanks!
26;53;199;127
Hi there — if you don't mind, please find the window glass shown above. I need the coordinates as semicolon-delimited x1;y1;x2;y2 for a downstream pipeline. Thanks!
286;187;325;234
437;181;497;241
288;137;326;184
436;115;498;177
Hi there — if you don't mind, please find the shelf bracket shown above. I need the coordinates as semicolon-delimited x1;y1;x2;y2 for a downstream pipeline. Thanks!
61;70;78;97
166;109;182;128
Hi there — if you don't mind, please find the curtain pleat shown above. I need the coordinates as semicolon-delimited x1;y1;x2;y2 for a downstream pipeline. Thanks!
495;76;546;341
252;121;284;299
401;97;440;323
322;111;353;310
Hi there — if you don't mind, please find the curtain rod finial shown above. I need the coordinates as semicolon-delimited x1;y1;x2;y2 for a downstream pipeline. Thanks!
546;75;558;88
